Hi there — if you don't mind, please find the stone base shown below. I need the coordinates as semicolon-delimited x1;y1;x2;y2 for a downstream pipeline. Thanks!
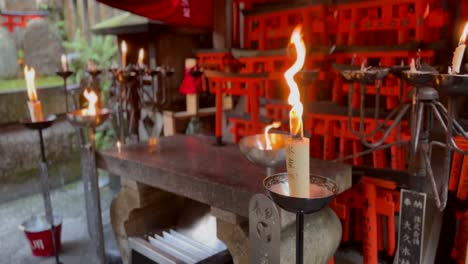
111;180;341;264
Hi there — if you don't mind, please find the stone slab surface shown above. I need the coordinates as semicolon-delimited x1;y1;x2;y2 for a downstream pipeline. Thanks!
97;135;351;218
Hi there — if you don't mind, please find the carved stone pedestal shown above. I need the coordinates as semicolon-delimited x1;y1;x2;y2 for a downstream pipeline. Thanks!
110;179;182;264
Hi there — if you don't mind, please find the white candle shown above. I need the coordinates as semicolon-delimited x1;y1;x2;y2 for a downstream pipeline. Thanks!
452;22;468;74
116;141;121;153
286;137;310;197
121;41;127;68
61;54;68;72
138;48;144;67
410;58;417;72
24;66;43;122
284;26;310;198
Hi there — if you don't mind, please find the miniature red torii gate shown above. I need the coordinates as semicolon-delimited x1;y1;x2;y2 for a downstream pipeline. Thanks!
0;11;47;33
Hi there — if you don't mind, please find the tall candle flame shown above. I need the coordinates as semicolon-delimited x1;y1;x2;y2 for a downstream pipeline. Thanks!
83;90;98;116
459;22;468;46
121;41;127;68
284;26;306;138
138;48;144;66
121;41;127;54
24;66;37;101
264;121;282;150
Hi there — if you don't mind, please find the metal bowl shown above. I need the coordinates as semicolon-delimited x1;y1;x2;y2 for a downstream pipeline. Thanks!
264;173;338;214
239;133;289;168
401;71;437;87
21;115;57;130
66;108;110;128
433;74;468;96
389;65;410;79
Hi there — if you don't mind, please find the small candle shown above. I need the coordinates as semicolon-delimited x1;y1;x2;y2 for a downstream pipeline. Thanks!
61;54;68;72
138;48;144;67
24;66;43;122
116;141;121;153
284;26;309;198
121;41;127;68
410;58;417;72
452;22;468;74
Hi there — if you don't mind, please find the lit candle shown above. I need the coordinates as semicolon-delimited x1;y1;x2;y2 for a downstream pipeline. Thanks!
410;58;417;73
116;141;121;153
121;41;127;68
264;121;281;150
24;66;43;122
284;26;309;198
452;22;468;74
61;54;68;72
82;90;97;116
138;48;144;67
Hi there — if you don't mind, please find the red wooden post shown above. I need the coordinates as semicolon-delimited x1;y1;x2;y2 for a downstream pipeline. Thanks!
449;152;463;192
361;181;379;264
215;82;224;141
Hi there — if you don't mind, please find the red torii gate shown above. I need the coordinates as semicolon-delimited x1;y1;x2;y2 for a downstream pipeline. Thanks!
0;10;47;33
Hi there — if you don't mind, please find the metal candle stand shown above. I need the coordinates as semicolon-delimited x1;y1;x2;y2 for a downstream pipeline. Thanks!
67;109;110;264
109;65;174;143
87;70;103;93
21;115;62;264
263;173;338;264
238;131;338;263
334;60;468;211
55;71;74;112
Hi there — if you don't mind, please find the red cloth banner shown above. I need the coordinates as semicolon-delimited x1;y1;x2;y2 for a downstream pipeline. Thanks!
97;0;213;29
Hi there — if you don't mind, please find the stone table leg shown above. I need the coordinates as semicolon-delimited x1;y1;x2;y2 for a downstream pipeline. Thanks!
216;218;250;264
110;179;182;264
214;206;341;264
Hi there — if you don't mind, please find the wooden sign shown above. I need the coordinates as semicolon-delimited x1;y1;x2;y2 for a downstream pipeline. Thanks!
396;189;427;264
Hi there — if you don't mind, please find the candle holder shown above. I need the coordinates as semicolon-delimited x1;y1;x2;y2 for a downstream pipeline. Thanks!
239;133;289;176
55;71;74;112
66;109;110;264
263;173;338;264
21;115;62;264
87;69;103;94
334;57;468;211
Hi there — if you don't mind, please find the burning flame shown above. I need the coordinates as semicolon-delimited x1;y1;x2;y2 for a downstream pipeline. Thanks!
83;90;98;116
138;48;144;65
24;66;37;101
459;22;468;46
264;121;282;150
121;41;127;54
284;26;306;138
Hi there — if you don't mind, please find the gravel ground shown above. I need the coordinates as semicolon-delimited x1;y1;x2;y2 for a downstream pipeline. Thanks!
0;179;121;264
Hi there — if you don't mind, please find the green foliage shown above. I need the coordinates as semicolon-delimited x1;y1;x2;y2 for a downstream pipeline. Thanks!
63;31;118;93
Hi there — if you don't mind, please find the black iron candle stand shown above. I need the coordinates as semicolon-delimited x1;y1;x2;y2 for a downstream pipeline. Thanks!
263;173;338;264
21;115;62;264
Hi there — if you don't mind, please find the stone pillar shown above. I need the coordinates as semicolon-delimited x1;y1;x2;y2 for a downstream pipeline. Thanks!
217;219;250;263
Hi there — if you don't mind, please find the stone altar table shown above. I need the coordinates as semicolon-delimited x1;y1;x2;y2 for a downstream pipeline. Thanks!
97;135;352;263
